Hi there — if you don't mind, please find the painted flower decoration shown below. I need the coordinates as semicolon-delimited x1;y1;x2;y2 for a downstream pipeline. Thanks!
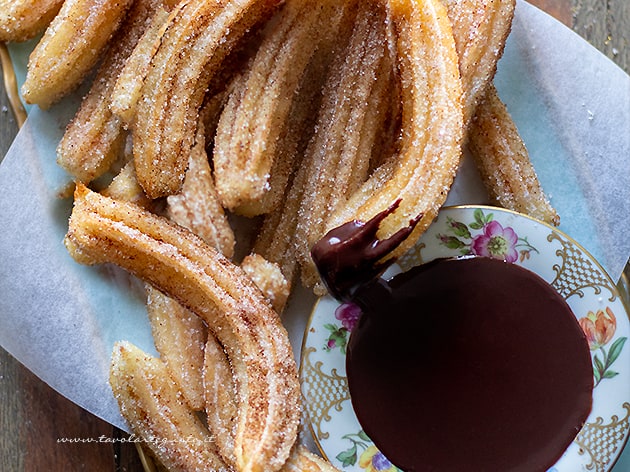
359;445;399;472
579;307;617;350
470;220;519;262
335;302;362;331
436;210;538;261
578;307;627;387
323;303;362;353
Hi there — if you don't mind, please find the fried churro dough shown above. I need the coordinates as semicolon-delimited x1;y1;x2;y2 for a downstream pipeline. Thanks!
444;0;557;223
294;0;394;290
326;0;464;264
133;0;282;199
203;332;340;472
442;0;515;124
109;6;171;126
241;253;290;313
56;0;166;183
0;0;62;42
213;0;338;216
21;0;133;108
109;341;230;471
469;85;560;225
101;160;152;209
203;334;239;468
282;446;341;472
252;0;359;283
146;285;207;412
167;123;236;259
65;184;300;472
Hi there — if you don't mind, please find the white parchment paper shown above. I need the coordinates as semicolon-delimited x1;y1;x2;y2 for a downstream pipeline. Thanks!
1;0;629;467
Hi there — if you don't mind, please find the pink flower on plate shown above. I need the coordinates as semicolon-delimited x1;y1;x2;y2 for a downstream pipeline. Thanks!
470;220;519;263
335;302;362;331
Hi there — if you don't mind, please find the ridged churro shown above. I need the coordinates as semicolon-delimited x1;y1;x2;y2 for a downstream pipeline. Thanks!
213;0;340;216
203;333;239;468
56;0;166;183
468;85;560;224
109;341;230;471
294;0;393;290
324;0;464;265
241;253;290;313
21;0;133;108
252;0;360;284
201;323;339;472
146;285;207;412
132;0;282;199
442;0;515;125
109;6;171;127
0;0;62;42
167;123;236;259
65;185;300;472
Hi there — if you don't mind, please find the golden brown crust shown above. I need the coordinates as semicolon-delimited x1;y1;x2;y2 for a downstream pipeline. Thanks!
109;341;230;471
65;184;300;472
21;0;134;108
468;85;560;225
109;6;171;126
327;0;464;263
132;0;282;199
442;0;516;125
146;285;207;412
166;123;236;259
56;0;164;183
294;0;393;290
212;0;341;216
0;0;63;42
281;446;341;472
203;334;239;468
241;253;290;313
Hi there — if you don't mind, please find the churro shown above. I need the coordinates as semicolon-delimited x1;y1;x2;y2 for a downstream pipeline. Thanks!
252;0;359;283
213;0;338;216
468;84;560;224
65;184;300;472
109;6;171;127
146;285;207;412
241;253;290;313
56;0;165;183
203;334;238;468
0;0;62;42
324;0;464;266
21;0;133;108
132;0;282;199
167;123;236;259
442;0;515;124
202;324;339;472
109;341;230;471
294;0;393;290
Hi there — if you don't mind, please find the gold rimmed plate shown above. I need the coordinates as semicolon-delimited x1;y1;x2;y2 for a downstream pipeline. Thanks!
300;206;630;472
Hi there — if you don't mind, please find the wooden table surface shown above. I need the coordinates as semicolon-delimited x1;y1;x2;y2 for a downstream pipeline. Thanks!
1;1;628;470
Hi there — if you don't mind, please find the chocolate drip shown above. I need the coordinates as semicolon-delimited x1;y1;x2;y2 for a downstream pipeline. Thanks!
311;200;422;301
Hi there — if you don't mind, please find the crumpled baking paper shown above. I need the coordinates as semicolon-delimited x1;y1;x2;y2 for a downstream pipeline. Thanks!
0;0;629;466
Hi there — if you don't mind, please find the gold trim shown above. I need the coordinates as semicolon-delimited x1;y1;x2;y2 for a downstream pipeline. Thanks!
0;42;27;129
299;204;630;470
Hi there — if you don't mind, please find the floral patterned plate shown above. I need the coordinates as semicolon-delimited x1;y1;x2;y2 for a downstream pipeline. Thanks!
300;206;630;472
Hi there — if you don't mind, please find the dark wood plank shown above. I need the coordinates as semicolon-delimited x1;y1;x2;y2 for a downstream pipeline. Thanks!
528;0;573;26
573;0;629;73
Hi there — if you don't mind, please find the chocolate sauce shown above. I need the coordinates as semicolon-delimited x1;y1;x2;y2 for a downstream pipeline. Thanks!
346;257;593;472
310;200;422;301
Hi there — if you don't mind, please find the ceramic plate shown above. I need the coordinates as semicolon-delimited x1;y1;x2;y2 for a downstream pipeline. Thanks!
300;206;630;472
